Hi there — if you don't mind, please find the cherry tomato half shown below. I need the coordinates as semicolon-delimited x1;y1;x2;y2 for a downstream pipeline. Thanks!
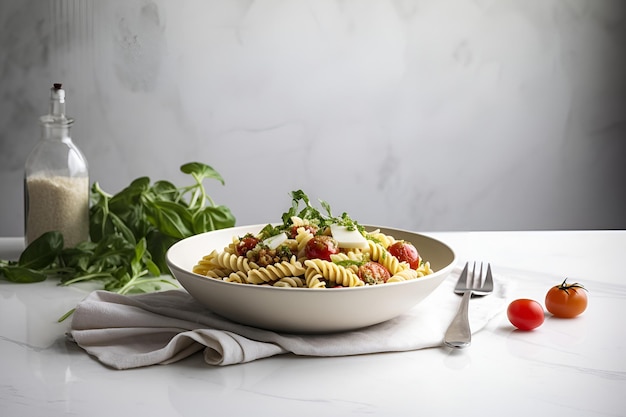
545;279;588;318
236;234;260;257
388;241;420;269
358;261;391;285
507;299;544;330
305;235;339;261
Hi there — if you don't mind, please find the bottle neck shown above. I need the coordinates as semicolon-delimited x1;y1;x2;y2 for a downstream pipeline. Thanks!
40;83;74;140
49;96;66;119
40;122;73;141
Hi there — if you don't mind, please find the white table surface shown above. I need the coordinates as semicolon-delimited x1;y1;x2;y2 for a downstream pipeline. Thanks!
1;231;624;417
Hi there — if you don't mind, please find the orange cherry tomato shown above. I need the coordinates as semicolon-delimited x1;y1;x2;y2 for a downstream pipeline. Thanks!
545;279;588;318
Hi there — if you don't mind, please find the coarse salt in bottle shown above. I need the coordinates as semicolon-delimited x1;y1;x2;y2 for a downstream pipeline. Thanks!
24;83;89;248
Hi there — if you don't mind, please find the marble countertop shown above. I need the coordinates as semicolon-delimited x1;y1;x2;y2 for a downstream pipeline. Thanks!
1;231;624;416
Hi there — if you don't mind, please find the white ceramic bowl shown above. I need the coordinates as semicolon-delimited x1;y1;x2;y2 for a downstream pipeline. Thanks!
166;224;456;334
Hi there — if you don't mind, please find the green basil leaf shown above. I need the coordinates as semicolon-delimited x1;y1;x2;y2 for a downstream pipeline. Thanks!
105;270;130;292
127;176;151;193
18;231;63;269
89;204;107;243
110;212;137;245
109;177;150;213
191;207;212;233
192;206;236;234
86;235;134;273
123;204;153;239
144;257;161;277
89;184;116;243
89;181;111;206
150;181;179;202
146;230;177;274
148;201;194;239
180;162;225;185
134;238;147;262
61;244;96;272
2;266;47;283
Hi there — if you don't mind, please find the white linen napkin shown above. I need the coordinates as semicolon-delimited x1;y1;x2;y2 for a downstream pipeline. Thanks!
69;267;511;369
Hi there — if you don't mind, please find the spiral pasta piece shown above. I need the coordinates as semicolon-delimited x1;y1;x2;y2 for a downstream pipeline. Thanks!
416;261;433;277
203;268;230;279
246;256;305;284
387;268;419;283
290;216;314;228
215;251;259;273
224;237;239;254
282;238;299;254
224;270;247;283
192;250;220;275
192;263;212;276
365;241;409;275
304;259;363;287
295;227;315;261
273;276;306;288
366;231;394;249
304;268;327;288
330;251;364;274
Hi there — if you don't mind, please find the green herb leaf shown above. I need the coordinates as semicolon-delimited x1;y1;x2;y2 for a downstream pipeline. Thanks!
272;190;362;235
150;180;179;202
109;211;138;245
2;266;48;283
3;162;235;321
18;231;64;269
180;162;225;185
146;230;178;273
192;205;236;234
148;200;194;239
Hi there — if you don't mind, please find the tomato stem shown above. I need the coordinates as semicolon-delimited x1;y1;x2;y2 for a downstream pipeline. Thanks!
558;278;587;293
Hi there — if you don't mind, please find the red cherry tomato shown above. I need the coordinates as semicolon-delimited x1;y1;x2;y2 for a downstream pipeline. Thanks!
507;299;545;330
388;241;420;269
236;234;260;257
545;279;588;318
358;261;391;285
305;235;339;261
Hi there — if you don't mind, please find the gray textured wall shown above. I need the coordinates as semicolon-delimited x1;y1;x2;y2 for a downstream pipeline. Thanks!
1;0;625;237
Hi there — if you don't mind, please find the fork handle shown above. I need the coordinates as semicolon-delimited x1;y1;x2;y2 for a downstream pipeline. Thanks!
443;291;472;348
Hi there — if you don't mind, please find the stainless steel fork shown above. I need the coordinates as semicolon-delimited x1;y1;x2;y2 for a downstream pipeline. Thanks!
443;262;494;349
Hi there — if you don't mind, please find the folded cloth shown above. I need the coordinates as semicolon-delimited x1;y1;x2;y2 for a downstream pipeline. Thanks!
69;267;511;369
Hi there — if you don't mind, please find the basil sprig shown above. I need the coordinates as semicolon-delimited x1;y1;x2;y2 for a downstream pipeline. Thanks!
258;189;363;239
0;162;236;296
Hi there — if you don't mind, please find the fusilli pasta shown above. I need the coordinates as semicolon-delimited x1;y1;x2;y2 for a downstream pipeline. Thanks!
193;219;433;288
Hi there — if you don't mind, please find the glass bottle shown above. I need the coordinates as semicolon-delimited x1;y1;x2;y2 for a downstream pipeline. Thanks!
24;83;89;248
